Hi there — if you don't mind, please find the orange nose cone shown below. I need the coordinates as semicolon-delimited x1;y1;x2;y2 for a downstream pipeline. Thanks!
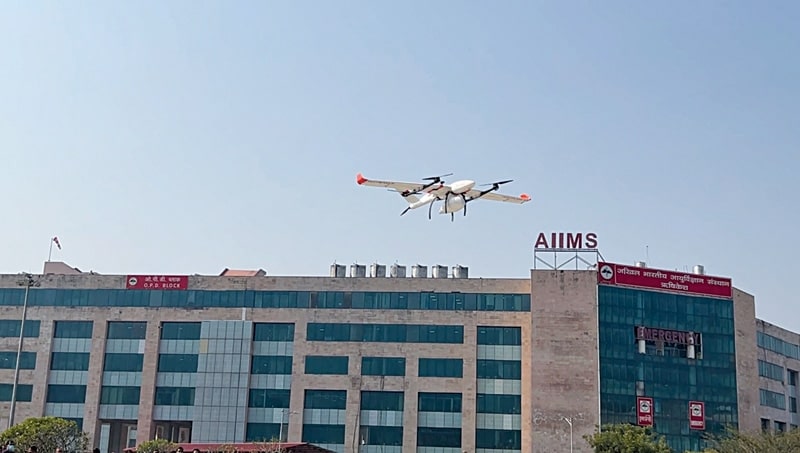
520;193;531;201
356;173;367;185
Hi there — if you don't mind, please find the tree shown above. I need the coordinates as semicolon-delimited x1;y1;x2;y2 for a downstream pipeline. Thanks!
702;426;800;452
253;438;285;452
584;423;673;453
0;416;88;453
136;438;178;453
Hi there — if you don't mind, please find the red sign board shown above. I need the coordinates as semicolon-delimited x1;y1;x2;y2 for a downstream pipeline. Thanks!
126;275;189;290
637;397;654;426
597;262;732;299
689;401;705;430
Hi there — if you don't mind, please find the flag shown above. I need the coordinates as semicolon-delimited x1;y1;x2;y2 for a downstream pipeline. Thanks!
52;236;61;250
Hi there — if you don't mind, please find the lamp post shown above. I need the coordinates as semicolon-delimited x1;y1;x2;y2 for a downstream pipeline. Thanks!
562;416;573;453
8;273;40;429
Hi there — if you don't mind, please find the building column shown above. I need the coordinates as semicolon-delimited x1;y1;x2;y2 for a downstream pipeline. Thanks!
136;320;162;445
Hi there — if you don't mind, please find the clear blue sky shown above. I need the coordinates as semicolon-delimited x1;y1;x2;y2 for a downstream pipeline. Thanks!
2;2;798;330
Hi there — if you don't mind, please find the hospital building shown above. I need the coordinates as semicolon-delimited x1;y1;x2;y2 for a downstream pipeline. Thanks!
0;241;797;453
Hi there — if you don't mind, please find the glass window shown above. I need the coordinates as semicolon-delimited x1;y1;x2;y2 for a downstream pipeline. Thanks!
301;424;345;444
760;388;786;410
360;391;404;411
253;323;295;342
246;423;281;442
250;356;293;375
157;354;198;373
476;429;522;450
50;352;90;371
54;321;93;338
419;358;463;378
160;322;201;340
477;394;521;414
154;387;195;406
107;321;147;339
104;353;144;372
0;320;40;338
759;360;784;382
476;360;521;380
304;390;346;409
46;384;86;403
248;389;290;408
361;357;405;376
100;386;141;405
417;427;461;448
0;352;36;370
359;425;403;446
418;392;462;412
477;326;522;345
0;384;33;402
305;356;348;375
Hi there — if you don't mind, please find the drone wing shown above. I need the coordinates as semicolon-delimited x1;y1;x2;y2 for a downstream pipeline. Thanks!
356;173;433;194
465;189;532;204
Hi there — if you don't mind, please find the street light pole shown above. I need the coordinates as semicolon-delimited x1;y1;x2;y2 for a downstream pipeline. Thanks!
8;273;40;429
562;416;573;453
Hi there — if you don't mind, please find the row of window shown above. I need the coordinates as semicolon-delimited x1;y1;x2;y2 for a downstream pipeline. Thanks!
758;359;789;383
302;356;465;378
758;331;800;360
2;320;521;346
761;388;787;410
251;354;520;380
291;424;522;449
0;288;531;312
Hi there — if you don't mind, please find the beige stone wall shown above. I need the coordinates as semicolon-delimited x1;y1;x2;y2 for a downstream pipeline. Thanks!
530;270;599;453
732;288;761;433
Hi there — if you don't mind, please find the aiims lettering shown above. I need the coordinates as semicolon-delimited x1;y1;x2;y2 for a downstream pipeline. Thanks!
534;232;597;249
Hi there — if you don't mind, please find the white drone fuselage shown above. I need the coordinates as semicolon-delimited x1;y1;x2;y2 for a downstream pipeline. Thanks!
406;179;475;214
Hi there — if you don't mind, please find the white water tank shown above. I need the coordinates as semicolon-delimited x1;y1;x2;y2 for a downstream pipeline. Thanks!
390;264;406;278
370;263;386;278
350;263;366;278
412;265;427;278
452;265;469;279
330;264;346;278
693;265;705;275
432;265;448;279
635;261;646;268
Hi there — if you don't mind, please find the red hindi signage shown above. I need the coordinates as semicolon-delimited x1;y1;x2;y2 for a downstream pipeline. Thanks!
637;397;654;427
126;275;189;290
689;401;705;430
597;262;732;299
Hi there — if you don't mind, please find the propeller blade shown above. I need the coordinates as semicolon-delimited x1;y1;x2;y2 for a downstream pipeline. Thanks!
422;173;454;181
481;179;513;186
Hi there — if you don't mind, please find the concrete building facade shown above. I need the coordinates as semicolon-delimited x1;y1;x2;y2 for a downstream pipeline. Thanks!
0;258;789;452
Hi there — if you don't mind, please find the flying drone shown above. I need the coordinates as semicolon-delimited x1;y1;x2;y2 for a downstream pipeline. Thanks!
356;172;531;221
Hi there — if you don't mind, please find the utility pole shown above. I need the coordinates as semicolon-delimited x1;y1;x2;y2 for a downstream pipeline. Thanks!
562;416;573;453
9;273;40;429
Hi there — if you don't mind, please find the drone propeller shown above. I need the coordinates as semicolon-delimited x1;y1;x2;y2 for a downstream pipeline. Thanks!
480;179;513;187
422;173;454;182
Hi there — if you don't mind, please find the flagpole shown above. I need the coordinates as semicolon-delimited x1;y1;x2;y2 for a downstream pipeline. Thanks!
48;239;53;262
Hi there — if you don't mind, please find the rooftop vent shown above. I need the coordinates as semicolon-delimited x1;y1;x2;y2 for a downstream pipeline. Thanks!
634;261;647;268
452;265;469;279
693;265;705;275
412;264;427;278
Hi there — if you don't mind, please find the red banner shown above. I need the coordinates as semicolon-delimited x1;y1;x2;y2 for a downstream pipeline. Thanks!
689;401;705;430
126;275;189;290
597;262;732;299
637;397;654;427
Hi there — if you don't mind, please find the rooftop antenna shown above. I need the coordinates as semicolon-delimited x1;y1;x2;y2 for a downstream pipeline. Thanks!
646;245;649;266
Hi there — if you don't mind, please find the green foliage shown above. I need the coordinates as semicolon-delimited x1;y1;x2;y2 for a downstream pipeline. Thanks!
136;438;177;453
584;423;673;453
702;425;800;452
0;416;88;453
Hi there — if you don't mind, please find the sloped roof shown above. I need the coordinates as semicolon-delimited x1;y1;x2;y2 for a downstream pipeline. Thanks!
218;268;267;277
